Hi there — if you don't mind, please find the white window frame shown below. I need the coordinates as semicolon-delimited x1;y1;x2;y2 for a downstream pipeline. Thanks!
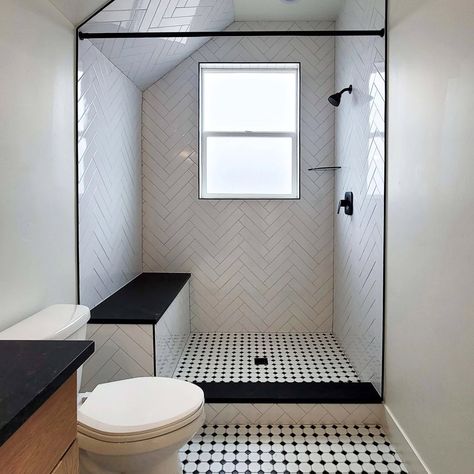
198;63;301;200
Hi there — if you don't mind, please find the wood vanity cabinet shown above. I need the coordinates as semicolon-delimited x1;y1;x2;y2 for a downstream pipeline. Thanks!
51;441;79;474
0;375;79;474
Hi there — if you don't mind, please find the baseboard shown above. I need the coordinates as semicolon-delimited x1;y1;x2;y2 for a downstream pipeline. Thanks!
382;406;431;474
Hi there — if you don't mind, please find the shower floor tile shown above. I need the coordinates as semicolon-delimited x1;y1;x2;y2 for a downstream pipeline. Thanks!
174;333;360;383
179;424;408;473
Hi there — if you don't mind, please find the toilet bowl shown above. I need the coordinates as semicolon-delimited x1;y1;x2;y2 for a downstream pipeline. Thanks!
78;377;205;474
0;305;205;474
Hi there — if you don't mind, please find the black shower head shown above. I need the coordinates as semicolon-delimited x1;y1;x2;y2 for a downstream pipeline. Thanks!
328;85;353;107
328;93;342;107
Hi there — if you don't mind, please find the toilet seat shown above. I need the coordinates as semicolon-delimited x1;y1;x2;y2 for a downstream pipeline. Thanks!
78;377;204;443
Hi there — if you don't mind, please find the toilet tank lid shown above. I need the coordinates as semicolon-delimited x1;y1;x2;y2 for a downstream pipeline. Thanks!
0;304;90;341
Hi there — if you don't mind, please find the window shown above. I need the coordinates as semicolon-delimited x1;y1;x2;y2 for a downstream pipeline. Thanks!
199;63;300;199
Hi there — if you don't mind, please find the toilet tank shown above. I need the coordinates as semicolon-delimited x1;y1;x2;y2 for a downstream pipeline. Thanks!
0;304;90;341
0;304;91;391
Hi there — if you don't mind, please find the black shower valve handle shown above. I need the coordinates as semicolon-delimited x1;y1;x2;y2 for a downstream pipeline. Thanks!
338;192;354;216
337;199;350;214
337;201;344;214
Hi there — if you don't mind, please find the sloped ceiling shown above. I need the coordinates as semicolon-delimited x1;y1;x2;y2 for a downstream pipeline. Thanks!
79;0;235;90
49;0;110;26
79;0;344;90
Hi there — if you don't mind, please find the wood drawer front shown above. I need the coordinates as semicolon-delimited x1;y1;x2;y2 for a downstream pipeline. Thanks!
52;441;79;474
0;375;77;474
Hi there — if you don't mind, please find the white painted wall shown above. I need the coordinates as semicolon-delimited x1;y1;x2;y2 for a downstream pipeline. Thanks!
0;0;76;331
385;0;474;472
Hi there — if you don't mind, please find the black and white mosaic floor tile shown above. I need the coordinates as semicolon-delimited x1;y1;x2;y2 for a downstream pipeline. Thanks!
180;424;407;474
174;333;360;383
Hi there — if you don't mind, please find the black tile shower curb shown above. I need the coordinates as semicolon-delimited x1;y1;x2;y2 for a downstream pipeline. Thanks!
197;382;382;404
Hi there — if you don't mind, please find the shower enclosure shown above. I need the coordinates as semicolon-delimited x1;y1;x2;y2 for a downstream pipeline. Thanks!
76;0;386;404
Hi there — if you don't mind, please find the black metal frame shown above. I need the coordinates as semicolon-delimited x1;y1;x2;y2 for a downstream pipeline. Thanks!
79;29;385;40
74;0;389;403
75;32;79;304
381;0;389;402
197;61;302;201
74;0;118;306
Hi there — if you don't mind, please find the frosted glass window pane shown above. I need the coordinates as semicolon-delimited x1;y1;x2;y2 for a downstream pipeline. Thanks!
206;137;294;196
199;63;300;199
202;70;298;132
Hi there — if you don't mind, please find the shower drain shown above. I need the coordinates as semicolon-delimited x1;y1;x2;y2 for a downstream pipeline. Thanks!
254;356;269;366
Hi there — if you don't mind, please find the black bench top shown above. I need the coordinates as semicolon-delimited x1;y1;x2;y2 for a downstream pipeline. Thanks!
89;273;191;325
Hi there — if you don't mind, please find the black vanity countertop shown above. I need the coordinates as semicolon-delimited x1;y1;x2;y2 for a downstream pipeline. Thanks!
90;272;191;325
0;340;94;446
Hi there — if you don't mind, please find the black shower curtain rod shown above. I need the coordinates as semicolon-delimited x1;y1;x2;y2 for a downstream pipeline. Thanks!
78;28;384;40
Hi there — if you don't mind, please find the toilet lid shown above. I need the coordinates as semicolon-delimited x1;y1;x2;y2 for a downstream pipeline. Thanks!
78;377;204;435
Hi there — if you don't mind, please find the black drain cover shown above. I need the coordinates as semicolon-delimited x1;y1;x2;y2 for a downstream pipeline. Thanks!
254;357;268;366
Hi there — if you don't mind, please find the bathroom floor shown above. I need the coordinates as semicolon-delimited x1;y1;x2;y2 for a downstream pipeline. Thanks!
174;333;360;383
179;424;408;473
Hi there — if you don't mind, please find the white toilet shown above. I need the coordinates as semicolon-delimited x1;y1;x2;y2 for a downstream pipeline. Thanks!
0;304;205;474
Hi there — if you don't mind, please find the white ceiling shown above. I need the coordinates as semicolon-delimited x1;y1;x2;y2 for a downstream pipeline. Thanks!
52;0;345;28
233;0;345;21
49;0;110;26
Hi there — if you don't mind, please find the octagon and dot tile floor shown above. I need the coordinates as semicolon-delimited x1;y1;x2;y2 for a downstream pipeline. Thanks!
179;424;407;473
174;333;360;383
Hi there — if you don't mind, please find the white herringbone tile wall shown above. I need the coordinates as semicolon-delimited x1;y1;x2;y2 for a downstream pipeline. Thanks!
81;0;234;89
78;40;142;310
333;1;385;393
155;282;191;377
142;22;336;333
205;402;384;425
81;323;154;392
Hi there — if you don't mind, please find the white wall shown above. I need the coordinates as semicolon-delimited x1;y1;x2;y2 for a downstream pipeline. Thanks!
78;40;142;310
385;0;474;472
0;0;76;331
333;0;385;392
142;21;336;333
